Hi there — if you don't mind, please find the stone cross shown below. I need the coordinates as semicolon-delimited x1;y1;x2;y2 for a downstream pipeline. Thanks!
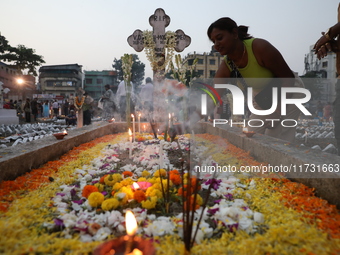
127;8;191;76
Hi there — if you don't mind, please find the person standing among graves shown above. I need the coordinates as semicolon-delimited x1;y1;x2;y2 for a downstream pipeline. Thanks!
52;100;59;117
63;99;69;116
83;92;93;125
101;84;115;120
116;80;135;121
313;5;340;154
23;98;31;123
31;98;38;122
207;17;304;143
139;77;154;118
43;100;50;118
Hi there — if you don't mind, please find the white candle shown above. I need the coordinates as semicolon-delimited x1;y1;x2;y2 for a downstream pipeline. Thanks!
138;113;141;133
128;128;132;158
168;113;171;127
131;114;135;142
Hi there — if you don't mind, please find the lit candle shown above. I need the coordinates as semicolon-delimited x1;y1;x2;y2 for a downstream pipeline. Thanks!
138;113;141;134
243;127;248;133
131;114;135;142
125;210;138;254
62;129;67;135
143;124;146;133
168;113;171;127
128;128;132;158
132;182;140;191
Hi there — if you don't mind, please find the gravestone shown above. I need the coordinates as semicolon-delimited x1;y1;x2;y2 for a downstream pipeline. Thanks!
127;8;191;81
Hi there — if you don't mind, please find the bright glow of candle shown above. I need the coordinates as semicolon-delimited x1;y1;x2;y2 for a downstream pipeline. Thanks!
128;128;132;158
62;130;67;134
125;210;137;236
131;114;135;142
132;182;140;190
126;248;143;255
243;127;248;132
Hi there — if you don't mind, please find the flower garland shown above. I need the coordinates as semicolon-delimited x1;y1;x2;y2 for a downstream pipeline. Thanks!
143;30;176;79
0;133;340;254
74;96;85;111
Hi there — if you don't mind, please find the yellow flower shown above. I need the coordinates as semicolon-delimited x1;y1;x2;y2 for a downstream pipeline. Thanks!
94;183;104;192
154;169;167;177
147;188;163;199
120;186;134;200
104;173;123;186
142;171;151;177
101;198;120;211
138;177;147;182
120;177;134;187
112;182;123;191
141;196;158;209
88;192;104;207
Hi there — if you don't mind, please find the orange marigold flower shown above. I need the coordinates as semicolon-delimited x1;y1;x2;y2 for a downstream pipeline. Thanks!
123;171;133;177
170;174;181;185
134;190;147;203
99;174;108;184
82;185;99;198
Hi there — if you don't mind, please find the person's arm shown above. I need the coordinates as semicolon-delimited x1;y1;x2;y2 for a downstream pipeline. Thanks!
314;22;340;59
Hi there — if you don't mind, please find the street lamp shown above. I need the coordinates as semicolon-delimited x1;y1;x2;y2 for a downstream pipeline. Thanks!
16;77;26;100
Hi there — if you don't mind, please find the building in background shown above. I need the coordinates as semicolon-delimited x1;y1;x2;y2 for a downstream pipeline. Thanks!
84;70;118;100
38;64;83;102
183;47;223;79
304;45;337;104
0;62;36;102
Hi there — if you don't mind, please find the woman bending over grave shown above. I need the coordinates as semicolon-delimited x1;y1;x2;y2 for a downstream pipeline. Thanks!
207;17;306;143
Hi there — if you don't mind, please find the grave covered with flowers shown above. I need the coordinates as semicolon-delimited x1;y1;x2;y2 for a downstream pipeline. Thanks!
0;132;340;254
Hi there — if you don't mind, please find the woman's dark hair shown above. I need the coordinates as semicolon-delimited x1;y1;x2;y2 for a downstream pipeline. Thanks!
207;17;252;41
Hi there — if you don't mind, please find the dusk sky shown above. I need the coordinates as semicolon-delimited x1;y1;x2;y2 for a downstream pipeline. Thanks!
1;0;338;80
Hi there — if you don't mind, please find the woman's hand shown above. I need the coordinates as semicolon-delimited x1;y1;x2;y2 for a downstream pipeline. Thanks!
313;34;337;59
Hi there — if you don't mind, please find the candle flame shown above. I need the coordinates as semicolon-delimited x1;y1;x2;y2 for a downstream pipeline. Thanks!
132;182;140;190
111;118;115;121
131;114;134;118
168;113;171;119
138;113;141;117
62;130;67;134
128;128;132;136
126;249;143;255
125;210;137;236
243;127;248;132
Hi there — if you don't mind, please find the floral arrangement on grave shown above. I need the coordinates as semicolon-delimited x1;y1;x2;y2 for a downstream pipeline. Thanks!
143;30;176;80
74;94;85;111
121;53;134;126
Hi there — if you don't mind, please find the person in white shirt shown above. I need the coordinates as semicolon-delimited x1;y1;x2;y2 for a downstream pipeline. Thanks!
139;77;154;117
116;80;135;120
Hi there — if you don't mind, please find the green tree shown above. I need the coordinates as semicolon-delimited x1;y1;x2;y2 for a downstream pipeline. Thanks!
112;54;145;87
0;33;12;53
0;43;45;76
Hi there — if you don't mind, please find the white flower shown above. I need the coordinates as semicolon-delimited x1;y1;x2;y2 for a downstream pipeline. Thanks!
254;212;264;224
143;218;175;237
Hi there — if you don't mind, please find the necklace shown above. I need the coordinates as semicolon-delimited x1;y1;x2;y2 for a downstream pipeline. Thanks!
234;44;246;68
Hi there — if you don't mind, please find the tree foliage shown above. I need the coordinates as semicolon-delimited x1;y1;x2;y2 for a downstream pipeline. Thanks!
0;33;45;76
112;54;145;86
